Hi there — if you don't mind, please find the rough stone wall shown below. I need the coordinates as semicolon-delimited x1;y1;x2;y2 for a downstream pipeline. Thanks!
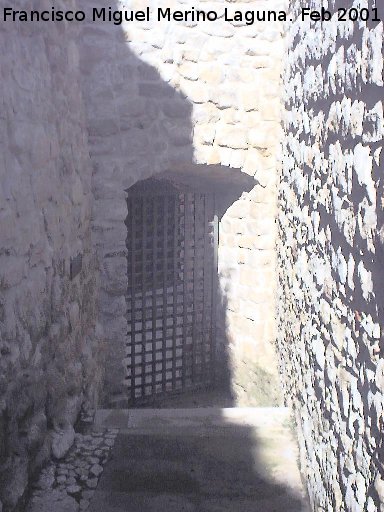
0;2;100;509
78;0;286;406
278;1;384;510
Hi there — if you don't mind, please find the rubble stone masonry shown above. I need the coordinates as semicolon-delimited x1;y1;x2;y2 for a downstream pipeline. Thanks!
277;1;384;510
0;1;100;509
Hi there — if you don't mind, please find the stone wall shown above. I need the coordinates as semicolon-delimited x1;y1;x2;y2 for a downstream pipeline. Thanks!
278;1;384;510
3;0;384;507
0;1;100;509
78;0;286;406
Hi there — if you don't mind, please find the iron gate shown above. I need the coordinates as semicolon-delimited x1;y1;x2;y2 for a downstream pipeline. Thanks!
125;179;218;404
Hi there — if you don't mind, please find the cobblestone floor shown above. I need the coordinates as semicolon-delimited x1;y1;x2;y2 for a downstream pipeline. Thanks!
24;389;232;512
26;426;119;512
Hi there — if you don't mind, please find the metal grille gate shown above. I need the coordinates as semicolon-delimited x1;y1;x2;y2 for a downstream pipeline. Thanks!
125;180;218;405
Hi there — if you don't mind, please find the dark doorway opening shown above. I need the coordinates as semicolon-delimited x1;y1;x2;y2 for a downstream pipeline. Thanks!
125;178;219;405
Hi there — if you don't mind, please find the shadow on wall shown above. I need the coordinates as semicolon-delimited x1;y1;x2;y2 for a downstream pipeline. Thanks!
0;3;287;512
277;12;384;509
78;0;282;409
123;171;254;407
77;8;306;512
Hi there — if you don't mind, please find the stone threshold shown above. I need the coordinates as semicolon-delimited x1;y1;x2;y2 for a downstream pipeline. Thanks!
94;406;294;431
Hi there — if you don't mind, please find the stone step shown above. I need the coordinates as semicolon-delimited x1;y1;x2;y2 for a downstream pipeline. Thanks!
94;406;293;432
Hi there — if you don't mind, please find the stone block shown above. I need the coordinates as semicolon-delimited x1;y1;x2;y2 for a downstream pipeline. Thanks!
193;123;216;145
248;127;274;149
179;79;210;103
239;87;261;111
215;125;248;149
225;199;250;219
193;144;221;165
51;426;75;460
199;65;223;85
178;62;199;81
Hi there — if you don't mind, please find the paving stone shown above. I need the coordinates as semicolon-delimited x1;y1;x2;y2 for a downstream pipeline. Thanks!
90;465;103;477
26;429;117;512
